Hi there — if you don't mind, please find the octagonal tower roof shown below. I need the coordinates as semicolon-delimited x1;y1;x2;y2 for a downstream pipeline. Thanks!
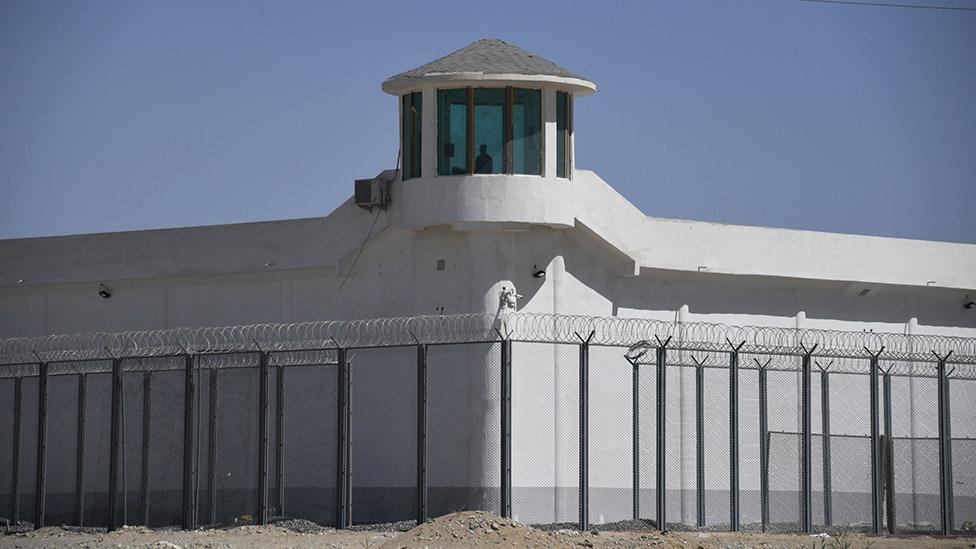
382;38;596;96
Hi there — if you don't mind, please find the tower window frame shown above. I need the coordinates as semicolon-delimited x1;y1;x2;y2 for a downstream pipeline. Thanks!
556;91;572;179
401;91;422;180
437;86;542;177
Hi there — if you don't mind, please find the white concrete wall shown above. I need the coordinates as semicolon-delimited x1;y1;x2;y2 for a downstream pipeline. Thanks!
2;167;974;526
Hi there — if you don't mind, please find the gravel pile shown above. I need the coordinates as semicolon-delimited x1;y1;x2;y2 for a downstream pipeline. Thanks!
347;519;416;532
59;525;108;534
529;521;578;532
531;519;658;532
270;517;335;534
382;510;559;548
591;518;658;532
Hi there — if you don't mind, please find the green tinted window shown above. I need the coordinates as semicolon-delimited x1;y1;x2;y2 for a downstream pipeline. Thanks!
473;88;504;174
512;88;541;175
401;92;422;180
437;89;467;175
437;86;546;177
556;91;569;179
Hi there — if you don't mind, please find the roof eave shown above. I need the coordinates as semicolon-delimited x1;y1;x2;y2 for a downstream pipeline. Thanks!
382;73;597;96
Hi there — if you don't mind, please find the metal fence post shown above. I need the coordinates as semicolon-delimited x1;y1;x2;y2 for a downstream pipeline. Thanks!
275;362;285;518
882;368;895;533
694;356;705;529
76;373;87;526
867;347;884;535
34;361;48;530
800;345;817;533
728;340;743;532
629;355;639;522
141;370;152;526
757;359;770;532
416;343;428;524
655;336;671;531
12;375;22;525
207;367;218;526
108;357;123;531
501;339;512;519
257;351;270;525
935;351;954;536
577;331;594;531
336;346;351;528
818;364;832;528
181;354;196;530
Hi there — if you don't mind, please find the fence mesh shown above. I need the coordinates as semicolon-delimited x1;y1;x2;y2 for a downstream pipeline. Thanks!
0;329;973;535
273;350;338;526
0;377;13;522
888;369;940;533
765;360;801;531
194;363;214;526
588;345;633;526
427;342;501;518
120;365;144;526
350;346;416;525
665;356;693;528
44;371;78;526
511;341;578;526
950;377;976;533
147;358;186;527
827;369;871;530
19;375;39;526
738;366;761;531
198;353;262;526
702;361;731;529
636;351;657;526
83;370;112;527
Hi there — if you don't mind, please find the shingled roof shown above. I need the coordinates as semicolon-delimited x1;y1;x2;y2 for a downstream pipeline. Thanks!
386;38;589;82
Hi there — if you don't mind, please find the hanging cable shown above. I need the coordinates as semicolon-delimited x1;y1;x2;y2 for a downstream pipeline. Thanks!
799;0;976;11
316;208;383;321
316;145;400;321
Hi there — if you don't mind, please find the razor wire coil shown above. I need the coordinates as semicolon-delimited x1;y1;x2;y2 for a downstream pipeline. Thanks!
0;312;974;377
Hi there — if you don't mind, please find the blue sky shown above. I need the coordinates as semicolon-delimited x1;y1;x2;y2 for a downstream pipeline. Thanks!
1;0;974;243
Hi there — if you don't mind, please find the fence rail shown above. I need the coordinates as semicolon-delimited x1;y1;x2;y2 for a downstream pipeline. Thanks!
1;313;974;536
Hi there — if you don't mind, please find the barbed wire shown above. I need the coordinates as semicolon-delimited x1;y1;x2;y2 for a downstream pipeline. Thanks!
0;312;974;373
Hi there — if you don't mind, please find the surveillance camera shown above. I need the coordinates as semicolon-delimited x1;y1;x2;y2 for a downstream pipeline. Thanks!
532;270;546;279
965;300;976;310
98;284;112;299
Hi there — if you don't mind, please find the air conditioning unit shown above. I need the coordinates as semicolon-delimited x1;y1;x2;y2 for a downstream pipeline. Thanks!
354;175;391;212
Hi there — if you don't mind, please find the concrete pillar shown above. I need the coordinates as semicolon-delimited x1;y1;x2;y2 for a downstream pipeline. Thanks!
544;88;557;180
795;311;807;330
551;255;576;520
906;316;919;523
677;304;691;523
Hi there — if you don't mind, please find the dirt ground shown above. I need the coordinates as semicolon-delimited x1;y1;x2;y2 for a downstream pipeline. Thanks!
2;511;975;549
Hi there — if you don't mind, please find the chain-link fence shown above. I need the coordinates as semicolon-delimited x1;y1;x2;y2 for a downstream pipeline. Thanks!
0;313;974;536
